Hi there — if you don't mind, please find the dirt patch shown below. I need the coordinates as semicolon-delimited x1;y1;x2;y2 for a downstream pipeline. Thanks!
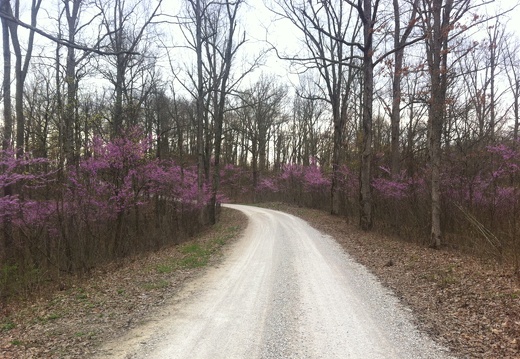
0;208;247;359
263;203;520;359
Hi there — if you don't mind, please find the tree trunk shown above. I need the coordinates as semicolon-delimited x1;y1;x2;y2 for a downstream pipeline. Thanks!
0;2;11;151
7;0;41;157
424;0;452;248
390;0;403;175
209;1;238;224
514;91;519;142
330;117;343;215
63;0;81;164
488;26;498;142
113;53;124;136
252;139;258;201
390;0;418;175
359;0;374;231
258;128;267;173
194;0;205;211
14;46;24;157
1;0;12;263
429;94;443;248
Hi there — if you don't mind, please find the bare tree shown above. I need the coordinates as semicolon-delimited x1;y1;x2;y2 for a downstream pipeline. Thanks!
485;20;504;141
421;0;454;248
418;0;491;247
24;67;58;159
1;0;11;152
0;0;12;264
390;0;420;174
272;0;361;215
204;0;250;224
177;0;260;219
274;0;426;228
291;78;327;166
95;0;162;136
54;0;99;165
459;20;506;143
61;0;92;164
2;0;42;156
178;0;207;208
344;0;425;229
238;76;286;197
504;35;520;142
355;0;377;230
0;0;41;263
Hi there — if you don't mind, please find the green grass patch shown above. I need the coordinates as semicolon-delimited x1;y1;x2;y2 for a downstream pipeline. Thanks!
47;313;61;321
180;243;206;255
1;321;15;331
75;288;88;301
74;331;96;338
141;279;169;290
213;226;239;247
156;263;176;274
32;311;65;325
178;243;211;268
179;254;208;268
154;223;242;273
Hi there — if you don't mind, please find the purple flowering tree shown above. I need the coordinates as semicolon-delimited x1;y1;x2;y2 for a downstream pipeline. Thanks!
0;147;53;262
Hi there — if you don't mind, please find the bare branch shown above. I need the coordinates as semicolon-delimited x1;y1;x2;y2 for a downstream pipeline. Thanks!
0;9;138;56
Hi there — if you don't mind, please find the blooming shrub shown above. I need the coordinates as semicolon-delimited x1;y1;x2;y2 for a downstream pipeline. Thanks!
0;148;54;227
0;129;211;296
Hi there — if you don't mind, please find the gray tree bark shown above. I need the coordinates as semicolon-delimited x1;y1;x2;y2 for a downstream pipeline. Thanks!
422;0;453;248
0;0;12;264
4;0;42;156
63;0;82;165
358;0;375;231
390;0;418;175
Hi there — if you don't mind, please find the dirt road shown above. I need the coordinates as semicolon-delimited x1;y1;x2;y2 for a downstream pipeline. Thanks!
96;204;454;359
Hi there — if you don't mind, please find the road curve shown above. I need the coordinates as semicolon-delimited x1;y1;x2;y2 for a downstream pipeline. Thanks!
97;204;454;359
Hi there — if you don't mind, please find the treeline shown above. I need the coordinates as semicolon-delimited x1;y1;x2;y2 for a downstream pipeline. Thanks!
254;143;520;267
1;0;520;297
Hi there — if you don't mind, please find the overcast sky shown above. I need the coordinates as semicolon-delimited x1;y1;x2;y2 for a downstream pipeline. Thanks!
10;0;520;96
236;0;520;89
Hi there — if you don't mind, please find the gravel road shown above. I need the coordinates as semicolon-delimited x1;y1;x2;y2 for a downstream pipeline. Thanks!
97;204;455;359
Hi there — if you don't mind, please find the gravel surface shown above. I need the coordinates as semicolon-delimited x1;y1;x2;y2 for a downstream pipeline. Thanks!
96;204;455;359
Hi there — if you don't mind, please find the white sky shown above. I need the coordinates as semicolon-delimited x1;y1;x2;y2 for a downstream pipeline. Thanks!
495;0;520;34
240;0;520;90
9;0;520;96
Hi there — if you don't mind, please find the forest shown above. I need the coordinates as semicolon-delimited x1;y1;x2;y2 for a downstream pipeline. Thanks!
0;0;519;298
